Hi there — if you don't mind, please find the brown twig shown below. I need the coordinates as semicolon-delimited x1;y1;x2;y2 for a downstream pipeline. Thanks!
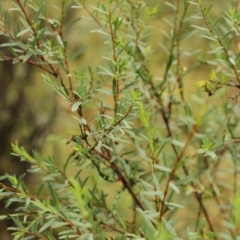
15;0;69;94
0;183;83;235
199;2;240;84
159;124;198;220
59;0;73;94
108;2;119;116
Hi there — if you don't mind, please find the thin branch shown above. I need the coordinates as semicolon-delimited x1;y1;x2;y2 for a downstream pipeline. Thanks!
90;105;133;151
159;124;198;220
59;0;73;94
108;3;119;115
78;0;103;28
199;2;240;84
0;56;55;75
15;0;69;94
0;183;83;235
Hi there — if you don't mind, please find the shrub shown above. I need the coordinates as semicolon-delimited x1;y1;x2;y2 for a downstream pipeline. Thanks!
0;0;240;239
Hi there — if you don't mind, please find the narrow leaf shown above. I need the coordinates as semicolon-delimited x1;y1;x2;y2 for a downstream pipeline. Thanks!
70;46;88;60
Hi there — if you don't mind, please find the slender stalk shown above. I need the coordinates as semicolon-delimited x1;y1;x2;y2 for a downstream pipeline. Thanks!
15;0;69;94
159;124;198;220
59;0;73;94
0;184;83;235
108;3;119;116
199;2;240;84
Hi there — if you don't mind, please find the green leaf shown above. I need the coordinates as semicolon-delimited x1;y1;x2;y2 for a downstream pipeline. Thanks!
191;25;209;31
227;123;235;139
63;151;75;173
33;2;45;22
0;215;8;220
56;35;64;48
23;52;32;63
47;181;57;205
162;219;177;236
51;221;69;228
154;164;171;173
39;218;56;233
69;46;88;60
64;17;82;32
16;173;26;190
36;184;45;198
16;28;30;37
71;101;81;111
206;3;213;14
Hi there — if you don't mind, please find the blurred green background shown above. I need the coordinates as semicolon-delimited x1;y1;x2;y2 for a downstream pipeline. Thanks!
0;0;236;239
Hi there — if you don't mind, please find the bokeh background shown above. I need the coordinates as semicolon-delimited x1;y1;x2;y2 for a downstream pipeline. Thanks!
0;0;237;239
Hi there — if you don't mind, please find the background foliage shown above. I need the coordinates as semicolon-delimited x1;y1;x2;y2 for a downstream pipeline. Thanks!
0;0;240;239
